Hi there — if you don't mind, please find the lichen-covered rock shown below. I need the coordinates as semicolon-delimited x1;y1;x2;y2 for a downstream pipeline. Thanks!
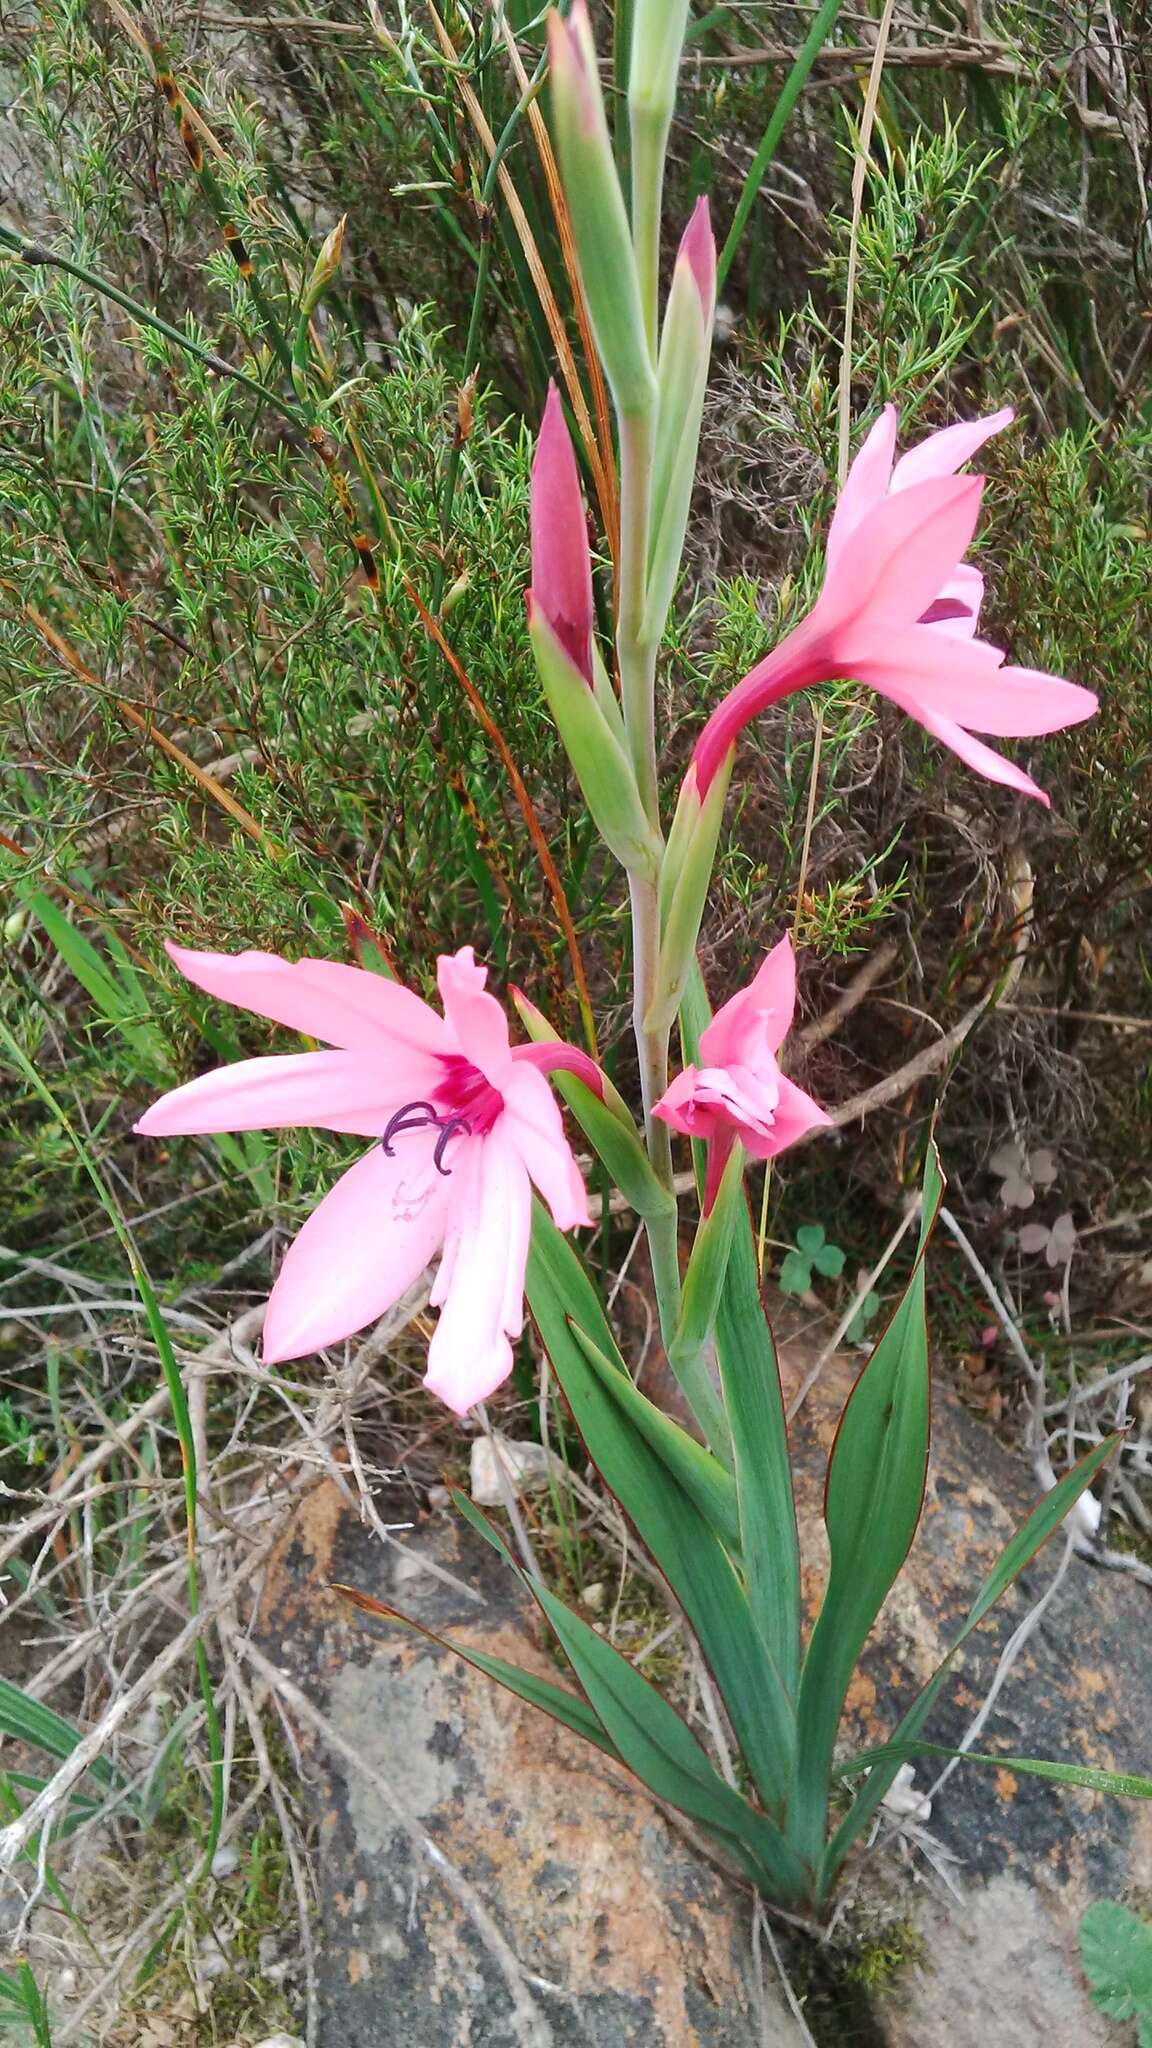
777;1334;1147;2045
258;1481;804;2047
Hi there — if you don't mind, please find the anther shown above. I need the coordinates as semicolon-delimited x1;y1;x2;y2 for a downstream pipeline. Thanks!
380;1101;439;1156
432;1116;472;1175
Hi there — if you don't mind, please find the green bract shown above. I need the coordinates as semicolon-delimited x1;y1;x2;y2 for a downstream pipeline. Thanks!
547;6;656;419
528;606;663;880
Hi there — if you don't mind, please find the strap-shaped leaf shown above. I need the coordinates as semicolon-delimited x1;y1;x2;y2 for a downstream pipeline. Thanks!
567;1321;742;1554
788;1144;944;1869
453;1495;809;1899
0;1677;120;1791
820;1431;1118;1892
526;1207;797;1821
332;1582;617;1758
681;964;802;1697
837;1742;1152;1801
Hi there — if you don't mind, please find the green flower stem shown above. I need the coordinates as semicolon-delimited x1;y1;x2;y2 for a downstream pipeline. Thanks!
617;408;659;822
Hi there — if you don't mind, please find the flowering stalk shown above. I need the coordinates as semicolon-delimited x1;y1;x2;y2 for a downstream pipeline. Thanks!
129;0;1130;1923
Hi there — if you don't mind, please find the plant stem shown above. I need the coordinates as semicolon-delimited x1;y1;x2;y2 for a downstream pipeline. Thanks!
617;409;659;820
628;869;683;1346
0;226;299;421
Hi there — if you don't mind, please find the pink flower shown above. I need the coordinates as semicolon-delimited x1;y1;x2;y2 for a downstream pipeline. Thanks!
654;935;830;1208
136;942;594;1413
691;406;1097;806
529;382;594;685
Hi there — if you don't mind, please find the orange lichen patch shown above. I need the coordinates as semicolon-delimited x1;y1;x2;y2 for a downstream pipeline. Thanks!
257;1477;349;1635
995;1769;1019;1802
346;1950;371;1985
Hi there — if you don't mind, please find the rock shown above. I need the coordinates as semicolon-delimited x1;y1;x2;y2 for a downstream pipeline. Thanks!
880;1873;1116;2047
210;1842;240;1879
258;1479;806;2046
777;1326;1150;2044
469;1434;557;1506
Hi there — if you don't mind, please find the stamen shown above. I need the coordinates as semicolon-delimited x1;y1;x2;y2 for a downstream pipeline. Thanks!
433;1115;472;1175
380;1100;440;1156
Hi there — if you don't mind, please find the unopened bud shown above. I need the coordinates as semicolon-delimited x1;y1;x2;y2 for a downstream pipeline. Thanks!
301;215;346;316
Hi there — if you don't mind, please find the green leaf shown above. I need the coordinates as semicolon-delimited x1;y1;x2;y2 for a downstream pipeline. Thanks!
812;1242;846;1280
821;1432;1119;1893
652;756;733;1035
795;1225;826;1256
567;1321;742;1554
789;1145;943;1869
0;1678;120;1793
1080;1898;1152;2027
24;889;169;1072
839;1743;1152;1803
452;1497;808;1899
334;1576;619;1760
674;1142;744;1366
549;4;656;419
526;1206;797;1821
778;1250;812;1295
682;962;802;1700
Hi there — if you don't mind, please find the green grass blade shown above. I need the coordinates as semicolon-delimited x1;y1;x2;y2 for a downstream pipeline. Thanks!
837;1743;1152;1801
0;1679;120;1792
716;0;848;292
0;1022;225;1873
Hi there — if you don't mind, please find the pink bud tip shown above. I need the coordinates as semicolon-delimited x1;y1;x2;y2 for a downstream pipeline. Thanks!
678;195;716;317
529;382;594;686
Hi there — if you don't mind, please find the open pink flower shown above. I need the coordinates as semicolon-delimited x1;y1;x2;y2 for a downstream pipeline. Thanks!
136;942;594;1413
654;935;830;1208
691;405;1097;807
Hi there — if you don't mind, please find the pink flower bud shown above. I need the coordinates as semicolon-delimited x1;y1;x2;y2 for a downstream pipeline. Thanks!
529;383;594;686
677;195;715;324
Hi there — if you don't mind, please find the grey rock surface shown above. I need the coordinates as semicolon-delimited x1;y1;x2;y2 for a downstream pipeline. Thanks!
258;1480;804;2047
881;1873;1117;2047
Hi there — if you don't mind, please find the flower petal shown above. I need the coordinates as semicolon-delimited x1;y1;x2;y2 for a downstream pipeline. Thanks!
510;1036;606;1099
825;406;898;571
702;933;796;1067
135;1048;445;1138
741;1074;831;1159
890;406;1014;492
500;1063;590;1231
846;625;1098;738
163;942;446;1054
437;946;512;1082
819;474;984;636
424;1125;533;1414
653;1065;722;1141
261;1143;451;1364
921;563;984;637
909;703;1051;805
